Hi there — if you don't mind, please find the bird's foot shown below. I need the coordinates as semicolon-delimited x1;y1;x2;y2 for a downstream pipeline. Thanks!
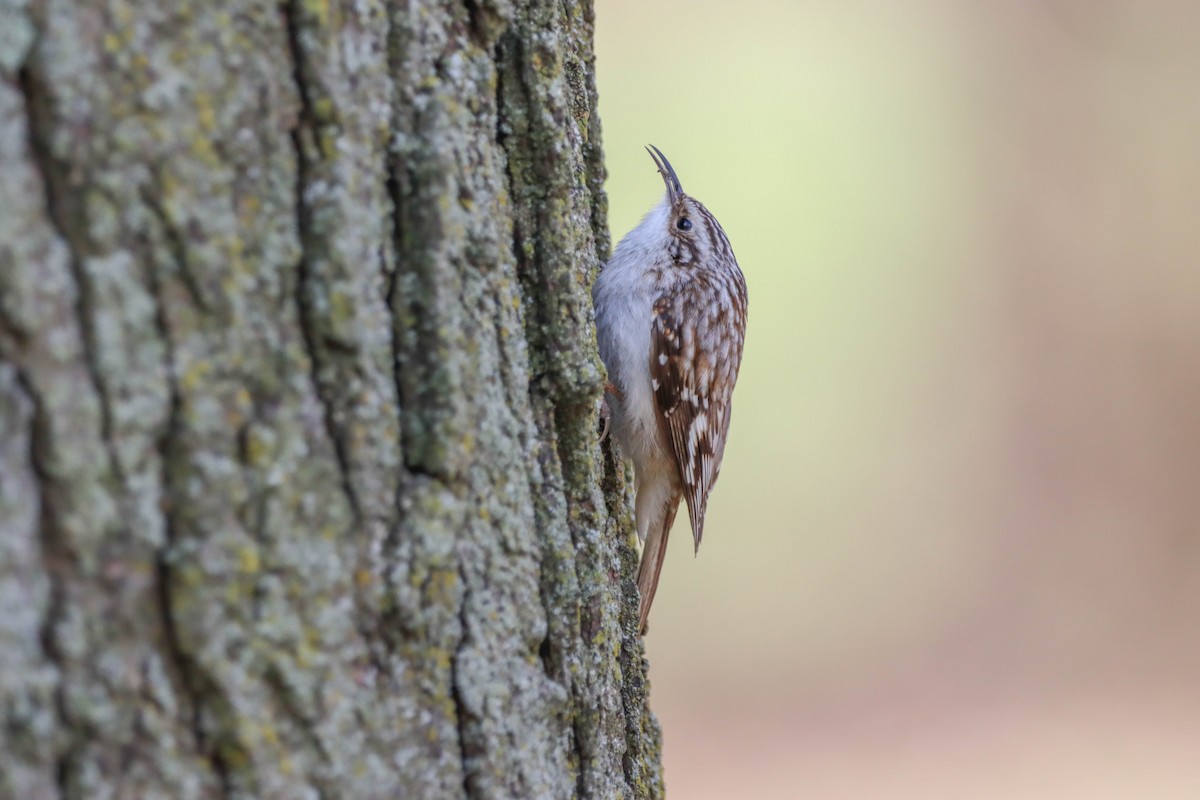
598;395;612;443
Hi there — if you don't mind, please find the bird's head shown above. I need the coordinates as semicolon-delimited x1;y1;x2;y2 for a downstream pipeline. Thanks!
643;145;733;269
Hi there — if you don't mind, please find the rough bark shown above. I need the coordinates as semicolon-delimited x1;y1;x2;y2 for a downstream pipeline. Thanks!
0;1;662;798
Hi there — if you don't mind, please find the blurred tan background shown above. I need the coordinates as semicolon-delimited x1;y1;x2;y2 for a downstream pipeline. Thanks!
596;1;1200;796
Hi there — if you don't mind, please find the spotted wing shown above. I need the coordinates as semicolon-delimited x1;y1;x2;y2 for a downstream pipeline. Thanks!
650;281;746;550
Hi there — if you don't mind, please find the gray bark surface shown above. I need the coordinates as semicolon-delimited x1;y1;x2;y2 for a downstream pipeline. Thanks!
0;0;662;798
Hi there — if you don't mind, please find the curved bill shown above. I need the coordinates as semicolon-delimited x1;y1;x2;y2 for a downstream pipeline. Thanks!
646;144;683;203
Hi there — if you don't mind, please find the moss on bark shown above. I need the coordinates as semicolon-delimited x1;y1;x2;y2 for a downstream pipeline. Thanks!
0;0;661;798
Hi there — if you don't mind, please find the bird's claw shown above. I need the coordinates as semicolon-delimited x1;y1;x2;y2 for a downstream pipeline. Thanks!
598;395;612;443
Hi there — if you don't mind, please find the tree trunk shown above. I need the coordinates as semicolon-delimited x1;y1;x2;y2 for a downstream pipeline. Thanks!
0;0;662;798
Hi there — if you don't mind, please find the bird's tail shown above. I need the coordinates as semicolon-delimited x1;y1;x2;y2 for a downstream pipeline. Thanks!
636;491;681;634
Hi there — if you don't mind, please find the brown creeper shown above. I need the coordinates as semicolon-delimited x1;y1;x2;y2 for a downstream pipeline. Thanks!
593;146;748;633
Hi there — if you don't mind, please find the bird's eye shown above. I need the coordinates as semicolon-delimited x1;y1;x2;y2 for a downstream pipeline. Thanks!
676;217;693;231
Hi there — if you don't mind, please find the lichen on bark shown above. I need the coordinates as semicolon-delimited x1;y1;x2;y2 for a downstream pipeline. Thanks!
0;1;662;798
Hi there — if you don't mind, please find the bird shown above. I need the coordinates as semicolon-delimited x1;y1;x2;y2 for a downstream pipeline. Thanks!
592;145;748;634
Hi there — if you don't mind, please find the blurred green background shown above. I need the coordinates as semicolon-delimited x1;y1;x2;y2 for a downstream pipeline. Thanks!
596;1;1200;796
